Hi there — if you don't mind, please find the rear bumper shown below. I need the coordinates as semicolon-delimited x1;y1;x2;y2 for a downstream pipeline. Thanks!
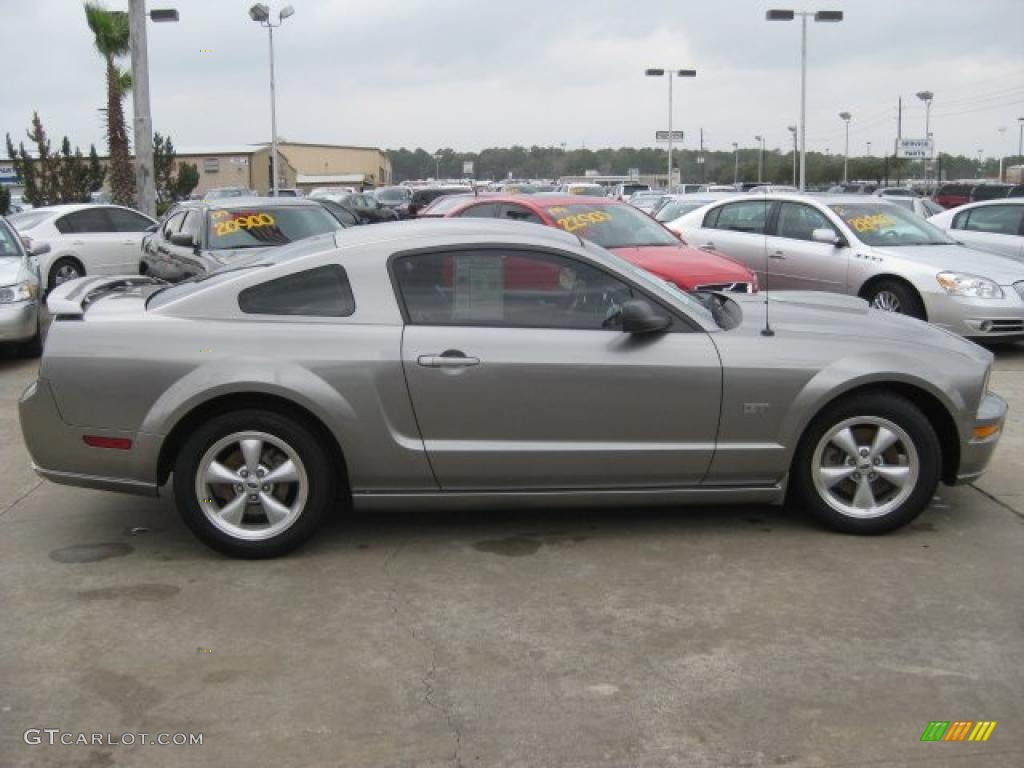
954;391;1008;484
18;377;161;495
0;300;39;342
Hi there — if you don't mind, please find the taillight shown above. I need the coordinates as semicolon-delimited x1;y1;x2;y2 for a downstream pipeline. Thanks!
83;436;132;450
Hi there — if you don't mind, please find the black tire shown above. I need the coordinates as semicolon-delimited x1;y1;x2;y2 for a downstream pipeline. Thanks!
47;257;84;293
173;409;336;558
865;279;926;320
790;392;941;534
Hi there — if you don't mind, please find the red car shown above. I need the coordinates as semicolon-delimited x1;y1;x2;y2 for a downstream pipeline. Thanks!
444;195;757;293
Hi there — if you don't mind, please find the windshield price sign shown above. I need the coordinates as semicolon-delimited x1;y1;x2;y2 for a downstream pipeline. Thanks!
656;130;685;142
897;138;933;159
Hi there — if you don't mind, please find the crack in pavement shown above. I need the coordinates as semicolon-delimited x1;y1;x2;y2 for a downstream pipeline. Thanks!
0;478;42;520
969;482;1024;521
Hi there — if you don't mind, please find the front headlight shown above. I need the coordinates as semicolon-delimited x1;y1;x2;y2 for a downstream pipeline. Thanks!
0;281;36;304
936;271;1004;299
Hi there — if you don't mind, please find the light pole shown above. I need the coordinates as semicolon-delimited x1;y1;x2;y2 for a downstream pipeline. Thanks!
732;142;739;185
787;125;797;186
916;90;933;185
766;9;844;191
249;4;294;197
645;68;697;189
977;149;984;178
128;1;179;218
867;141;872;156
838;111;851;183
1018;117;1024;165
997;126;1008;181
754;135;765;182
434;152;442;180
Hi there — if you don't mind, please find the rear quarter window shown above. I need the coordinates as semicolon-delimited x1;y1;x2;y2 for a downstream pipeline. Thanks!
238;265;355;317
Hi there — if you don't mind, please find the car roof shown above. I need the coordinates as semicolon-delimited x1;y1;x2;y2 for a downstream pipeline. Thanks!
16;202;137;216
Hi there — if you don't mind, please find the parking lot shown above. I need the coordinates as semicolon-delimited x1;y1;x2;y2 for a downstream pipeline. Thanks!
0;339;1020;767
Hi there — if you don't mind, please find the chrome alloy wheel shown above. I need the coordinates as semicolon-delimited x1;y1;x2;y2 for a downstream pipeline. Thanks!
54;263;81;285
870;290;902;313
811;416;919;519
195;431;309;541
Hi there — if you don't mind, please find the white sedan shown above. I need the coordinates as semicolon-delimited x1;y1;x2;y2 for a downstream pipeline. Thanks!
8;204;157;291
928;198;1024;262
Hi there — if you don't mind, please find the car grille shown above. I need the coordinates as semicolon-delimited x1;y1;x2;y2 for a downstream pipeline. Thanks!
695;282;754;293
1014;281;1024;302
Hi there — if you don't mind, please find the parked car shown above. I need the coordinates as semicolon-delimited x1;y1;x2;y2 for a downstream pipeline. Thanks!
308;186;356;201
445;194;757;293
932;182;973;209
492;183;537;195
8;204;157;291
875;187;919;198
672;193;1024;341
24;219;1006;557
330;193;399;224
204;187;251;200
613;182;651;200
881;196;945;219
0;215;44;355
370;186;414;218
629;192;670;214
1008;185;1024;198
140;197;343;283
749;185;799;193
408;186;470;217
655;193;743;227
269;188;303;198
313;199;362;229
826;182;878;194
671;184;709;195
970;183;1014;202
556;182;608;197
928;199;1024;261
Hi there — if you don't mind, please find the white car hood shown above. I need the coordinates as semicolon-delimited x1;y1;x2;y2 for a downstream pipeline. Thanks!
870;243;1024;285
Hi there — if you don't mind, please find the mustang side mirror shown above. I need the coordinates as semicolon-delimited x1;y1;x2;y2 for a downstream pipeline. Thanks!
812;228;842;246
170;232;196;247
620;299;671;334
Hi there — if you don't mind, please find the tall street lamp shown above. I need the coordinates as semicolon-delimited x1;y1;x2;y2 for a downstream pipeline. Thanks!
1018;117;1024;164
128;1;179;218
434;152;442;180
916;90;933;185
838;111;852;183
997;126;1008;181
766;9;844;191
787;126;797;186
732;142;739;185
754;135;765;182
867;141;872;156
645;67;697;189
249;4;294;197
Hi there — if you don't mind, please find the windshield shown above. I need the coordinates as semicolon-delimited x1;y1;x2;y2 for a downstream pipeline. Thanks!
543;203;678;248
655;200;709;222
7;210;48;231
566;185;606;197
206;206;339;250
375;187;410;202
0;221;24;259
829;203;955;246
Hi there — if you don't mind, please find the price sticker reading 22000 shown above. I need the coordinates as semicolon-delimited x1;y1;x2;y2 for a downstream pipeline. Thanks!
211;211;276;237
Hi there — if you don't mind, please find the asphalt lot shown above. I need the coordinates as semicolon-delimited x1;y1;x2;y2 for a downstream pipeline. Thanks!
0;339;1022;768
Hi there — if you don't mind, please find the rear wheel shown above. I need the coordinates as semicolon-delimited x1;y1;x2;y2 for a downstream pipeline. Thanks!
48;258;84;292
791;393;940;534
865;280;925;320
173;409;335;558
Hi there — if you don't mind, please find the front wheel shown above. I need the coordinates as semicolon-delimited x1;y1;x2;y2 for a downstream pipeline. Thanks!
865;280;925;320
790;393;941;534
173;409;336;558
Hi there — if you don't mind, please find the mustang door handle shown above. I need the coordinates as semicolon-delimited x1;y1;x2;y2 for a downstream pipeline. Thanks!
769;251;787;259
417;352;481;368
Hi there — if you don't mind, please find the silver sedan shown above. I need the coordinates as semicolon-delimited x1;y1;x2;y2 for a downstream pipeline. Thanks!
673;193;1024;341
20;220;1006;557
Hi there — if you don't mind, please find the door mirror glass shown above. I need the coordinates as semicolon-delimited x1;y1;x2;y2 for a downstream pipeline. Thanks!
812;228;840;245
170;231;196;247
620;299;671;334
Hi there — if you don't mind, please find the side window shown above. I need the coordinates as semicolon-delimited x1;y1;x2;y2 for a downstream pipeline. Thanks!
776;202;835;241
951;210;969;230
239;265;355;317
709;201;770;234
56;208;112;234
501;204;542;224
330;205;359;227
161;212;187;239
960;205;1023;236
456;203;501;218
107;208;154;232
392;249;635;330
180;210;203;243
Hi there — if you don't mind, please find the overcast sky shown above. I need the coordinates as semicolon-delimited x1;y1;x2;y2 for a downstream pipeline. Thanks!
3;0;1022;159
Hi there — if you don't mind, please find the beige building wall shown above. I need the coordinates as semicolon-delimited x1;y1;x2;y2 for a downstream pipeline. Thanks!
173;150;267;196
277;143;392;189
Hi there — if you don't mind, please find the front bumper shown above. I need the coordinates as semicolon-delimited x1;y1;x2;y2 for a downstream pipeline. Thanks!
18;378;161;496
0;300;39;343
954;391;1008;484
924;290;1024;341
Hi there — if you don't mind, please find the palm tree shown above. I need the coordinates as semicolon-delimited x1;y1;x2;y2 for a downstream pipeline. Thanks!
83;2;135;206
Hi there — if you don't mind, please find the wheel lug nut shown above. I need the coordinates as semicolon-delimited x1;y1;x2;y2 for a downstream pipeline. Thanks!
859;448;869;457
852;472;861;480
234;484;243;493
257;468;265;477
248;494;257;502
873;458;881;465
239;469;248;478
262;485;270;492
869;472;877;480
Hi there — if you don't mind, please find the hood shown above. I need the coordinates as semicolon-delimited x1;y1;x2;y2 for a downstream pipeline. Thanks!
871;243;1024;284
205;246;274;266
609;244;754;289
730;291;992;363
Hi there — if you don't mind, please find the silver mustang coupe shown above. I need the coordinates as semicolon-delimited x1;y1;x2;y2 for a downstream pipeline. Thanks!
20;220;1006;557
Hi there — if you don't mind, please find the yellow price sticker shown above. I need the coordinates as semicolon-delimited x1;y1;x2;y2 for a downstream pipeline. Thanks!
212;212;276;237
847;213;895;233
555;210;612;234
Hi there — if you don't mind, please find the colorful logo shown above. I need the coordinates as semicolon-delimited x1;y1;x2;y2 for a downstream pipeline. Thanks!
920;721;997;742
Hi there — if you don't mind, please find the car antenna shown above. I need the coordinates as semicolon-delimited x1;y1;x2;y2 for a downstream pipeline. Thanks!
760;193;774;336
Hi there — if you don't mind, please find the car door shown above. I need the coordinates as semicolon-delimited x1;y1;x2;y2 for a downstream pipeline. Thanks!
53;208;123;275
762;201;850;291
394;246;722;491
105;207;156;272
950;204;1024;260
689;200;776;284
173;209;206;279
